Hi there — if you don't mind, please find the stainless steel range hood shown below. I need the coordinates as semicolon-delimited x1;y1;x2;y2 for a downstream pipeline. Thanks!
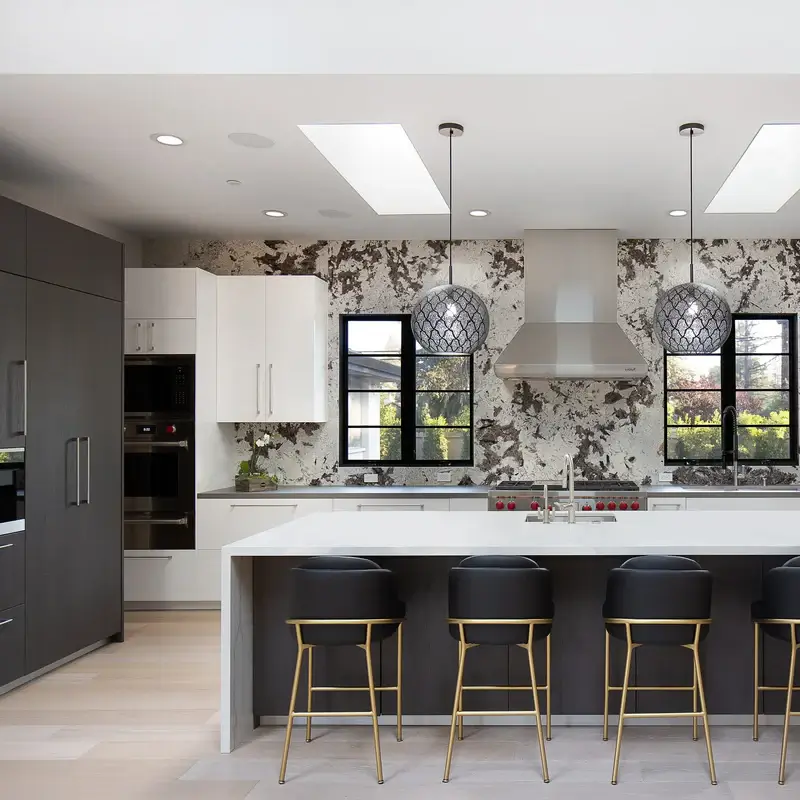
494;230;648;380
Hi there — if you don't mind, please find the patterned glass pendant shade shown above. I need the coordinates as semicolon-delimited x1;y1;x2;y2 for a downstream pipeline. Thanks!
410;123;490;355
411;284;489;354
653;123;732;355
653;282;732;354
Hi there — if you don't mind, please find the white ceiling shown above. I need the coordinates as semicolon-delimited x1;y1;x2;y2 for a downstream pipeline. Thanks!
4;0;800;75
2;74;800;240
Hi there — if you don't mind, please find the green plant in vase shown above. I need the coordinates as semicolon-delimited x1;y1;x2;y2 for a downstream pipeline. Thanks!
235;431;280;491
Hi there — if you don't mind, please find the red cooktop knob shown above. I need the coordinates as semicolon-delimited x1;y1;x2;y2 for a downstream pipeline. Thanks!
166;424;177;434
548;506;553;512
507;501;516;511
495;501;505;510
595;502;605;511
631;501;640;510
607;501;617;511
530;501;540;511
582;505;592;511
619;502;628;510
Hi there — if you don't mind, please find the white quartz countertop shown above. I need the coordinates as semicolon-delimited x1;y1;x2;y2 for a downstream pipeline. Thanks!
221;510;800;557
0;520;24;537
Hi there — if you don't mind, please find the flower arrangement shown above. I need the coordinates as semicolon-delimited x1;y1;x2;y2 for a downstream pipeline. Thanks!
235;430;280;491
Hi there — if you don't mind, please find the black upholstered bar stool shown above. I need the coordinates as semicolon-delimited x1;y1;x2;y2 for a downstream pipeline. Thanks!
278;556;405;785
752;555;800;785
602;555;715;785
443;555;553;784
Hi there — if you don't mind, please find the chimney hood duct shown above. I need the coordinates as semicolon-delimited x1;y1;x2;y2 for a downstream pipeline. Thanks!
494;230;648;380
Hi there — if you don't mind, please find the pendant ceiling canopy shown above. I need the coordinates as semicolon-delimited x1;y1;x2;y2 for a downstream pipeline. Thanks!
410;123;489;355
653;123;732;355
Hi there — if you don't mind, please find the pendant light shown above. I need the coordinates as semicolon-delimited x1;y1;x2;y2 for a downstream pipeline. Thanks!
410;123;490;355
653;123;732;354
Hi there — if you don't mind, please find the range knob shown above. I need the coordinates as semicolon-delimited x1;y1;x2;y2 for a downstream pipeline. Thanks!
582;505;592;511
631;501;640;510
166;424;177;434
495;501;505;510
530;501;540;511
607;501;617;511
619;502;628;511
595;502;605;511
507;501;516;511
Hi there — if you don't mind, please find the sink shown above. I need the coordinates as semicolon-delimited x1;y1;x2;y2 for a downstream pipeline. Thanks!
526;513;617;524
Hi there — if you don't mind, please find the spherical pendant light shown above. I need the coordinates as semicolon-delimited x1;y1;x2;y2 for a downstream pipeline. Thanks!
653;123;732;355
410;123;490;355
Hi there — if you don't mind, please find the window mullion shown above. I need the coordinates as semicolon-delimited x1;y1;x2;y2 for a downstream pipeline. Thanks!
400;316;417;463
720;321;737;464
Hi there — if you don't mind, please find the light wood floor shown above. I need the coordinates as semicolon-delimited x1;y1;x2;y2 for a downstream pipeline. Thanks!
0;611;796;798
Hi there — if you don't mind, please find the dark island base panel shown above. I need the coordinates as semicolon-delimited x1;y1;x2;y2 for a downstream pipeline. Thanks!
253;556;796;719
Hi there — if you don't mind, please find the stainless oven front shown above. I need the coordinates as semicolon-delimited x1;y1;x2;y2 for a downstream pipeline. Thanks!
0;449;24;535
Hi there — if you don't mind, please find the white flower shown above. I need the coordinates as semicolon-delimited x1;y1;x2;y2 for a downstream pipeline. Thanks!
255;438;265;448
262;434;270;445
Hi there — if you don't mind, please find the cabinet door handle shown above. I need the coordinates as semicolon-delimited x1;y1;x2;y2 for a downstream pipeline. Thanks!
72;437;81;507
268;363;273;415
651;503;682;510
229;503;298;509
84;436;91;505
21;359;27;436
0;542;14;550
255;364;261;416
0;618;13;627
148;321;155;352
356;503;425;510
124;555;174;560
135;322;143;352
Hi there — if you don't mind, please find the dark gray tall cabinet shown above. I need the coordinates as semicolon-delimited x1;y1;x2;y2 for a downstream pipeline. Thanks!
0;195;123;686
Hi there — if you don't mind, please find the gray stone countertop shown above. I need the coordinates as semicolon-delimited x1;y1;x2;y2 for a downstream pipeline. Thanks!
197;485;490;500
644;484;800;497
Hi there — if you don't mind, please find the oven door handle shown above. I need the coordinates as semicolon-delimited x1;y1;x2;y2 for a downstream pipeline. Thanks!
124;516;190;526
124;440;190;450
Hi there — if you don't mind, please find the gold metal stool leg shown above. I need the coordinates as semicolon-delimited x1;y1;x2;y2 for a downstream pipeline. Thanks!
611;625;633;785
278;632;306;784
779;625;797;786
361;625;384;785
753;622;760;742
603;630;610;742
305;645;313;743
692;654;699;742
526;625;550;783
457;639;464;741
396;622;403;743
692;627;717;785
443;627;468;783
546;633;552;741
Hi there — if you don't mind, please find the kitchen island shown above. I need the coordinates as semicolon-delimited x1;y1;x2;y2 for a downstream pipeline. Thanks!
221;510;800;752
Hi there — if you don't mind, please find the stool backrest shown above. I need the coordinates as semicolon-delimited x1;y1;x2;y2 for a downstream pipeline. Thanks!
761;557;800;620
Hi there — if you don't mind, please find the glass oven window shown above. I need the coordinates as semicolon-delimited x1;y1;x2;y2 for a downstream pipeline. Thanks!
124;452;183;500
124;363;194;415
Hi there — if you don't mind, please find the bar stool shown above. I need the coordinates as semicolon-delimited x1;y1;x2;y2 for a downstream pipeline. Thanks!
443;555;553;784
752;555;800;785
602;555;715;785
278;556;405;785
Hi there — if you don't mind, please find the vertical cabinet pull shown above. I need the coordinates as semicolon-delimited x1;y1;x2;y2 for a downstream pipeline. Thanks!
148;321;155;352
72;437;81;507
84;436;91;505
255;364;261;416
13;360;26;436
268;363;273;415
135;322;142;352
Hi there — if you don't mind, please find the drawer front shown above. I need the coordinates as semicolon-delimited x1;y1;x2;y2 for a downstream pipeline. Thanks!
648;499;687;511
0;532;25;611
332;497;450;512
0;604;25;688
124;550;222;603
197;498;333;549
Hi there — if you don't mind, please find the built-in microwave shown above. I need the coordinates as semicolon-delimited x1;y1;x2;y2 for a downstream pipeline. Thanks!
124;355;195;418
0;449;24;531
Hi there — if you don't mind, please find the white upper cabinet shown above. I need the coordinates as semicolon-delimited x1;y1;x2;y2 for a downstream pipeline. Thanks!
125;318;197;355
216;275;328;423
125;268;199;319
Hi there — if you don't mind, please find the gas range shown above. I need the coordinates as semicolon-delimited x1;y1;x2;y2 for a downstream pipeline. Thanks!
488;480;646;512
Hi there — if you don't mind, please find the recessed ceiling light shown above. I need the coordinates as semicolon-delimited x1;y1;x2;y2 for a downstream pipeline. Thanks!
228;132;275;149
298;123;449;215
226;179;242;186
150;134;184;146
706;124;800;213
469;209;490;217
668;209;687;217
318;208;352;219
262;209;286;218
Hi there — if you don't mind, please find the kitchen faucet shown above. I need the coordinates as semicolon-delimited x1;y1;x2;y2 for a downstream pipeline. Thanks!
559;453;577;524
721;405;740;487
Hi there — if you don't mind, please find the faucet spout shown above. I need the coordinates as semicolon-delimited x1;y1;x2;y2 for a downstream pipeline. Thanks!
563;454;576;523
721;405;739;487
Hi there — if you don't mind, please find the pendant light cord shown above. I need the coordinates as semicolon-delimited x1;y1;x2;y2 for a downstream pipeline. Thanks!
689;127;695;283
448;127;454;285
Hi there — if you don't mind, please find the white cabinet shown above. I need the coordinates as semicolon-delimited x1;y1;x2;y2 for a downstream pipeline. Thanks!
124;550;222;604
449;497;490;511
686;496;800;511
124;318;196;354
196;497;333;549
125;268;199;319
332;497;450;512
648;498;687;511
216;275;328;423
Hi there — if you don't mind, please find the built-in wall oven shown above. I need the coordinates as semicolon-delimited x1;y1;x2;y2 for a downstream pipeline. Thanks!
0;449;24;535
124;356;195;550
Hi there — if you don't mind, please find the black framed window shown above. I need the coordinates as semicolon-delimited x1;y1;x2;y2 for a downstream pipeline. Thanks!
664;313;798;465
340;314;474;466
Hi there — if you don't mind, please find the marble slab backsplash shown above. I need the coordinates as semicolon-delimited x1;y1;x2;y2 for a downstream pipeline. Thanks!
143;237;800;486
